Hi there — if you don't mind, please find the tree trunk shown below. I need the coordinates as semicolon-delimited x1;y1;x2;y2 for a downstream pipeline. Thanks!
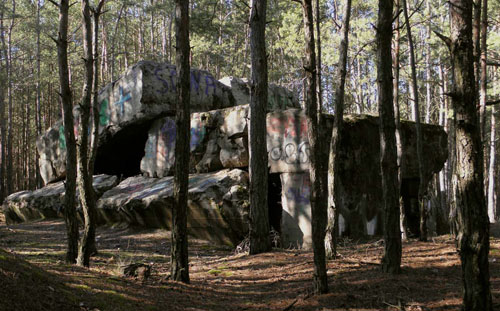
448;0;493;308
248;0;272;255
110;3;125;81
425;0;432;124
56;0;79;264
0;11;6;203
35;0;43;189
393;0;407;241
325;0;351;259
487;105;496;223
402;0;427;241
377;0;401;274
301;0;328;294
76;0;101;268
6;0;15;196
171;0;190;284
480;0;494;223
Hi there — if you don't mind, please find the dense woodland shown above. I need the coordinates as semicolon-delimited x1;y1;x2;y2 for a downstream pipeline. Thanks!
0;0;499;310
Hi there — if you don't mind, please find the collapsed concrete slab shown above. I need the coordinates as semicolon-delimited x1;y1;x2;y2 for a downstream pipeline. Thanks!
3;175;118;224
97;169;249;246
219;76;300;110
140;105;250;178
38;61;236;185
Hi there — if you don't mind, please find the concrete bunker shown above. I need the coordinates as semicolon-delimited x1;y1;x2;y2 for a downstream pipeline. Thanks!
6;62;448;249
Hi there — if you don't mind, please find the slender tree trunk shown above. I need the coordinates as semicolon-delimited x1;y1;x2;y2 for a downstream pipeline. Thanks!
402;0;427;241
301;0;328;294
326;0;351;259
448;0;493;308
393;0;407;241
248;0;271;255
56;0;79;264
472;0;484;140
425;0;432;123
76;0;101;268
171;0;190;284
482;0;494;223
6;0;15;196
314;0;322;113
35;0;43;189
110;3;125;80
90;1;105;174
0;11;6;203
487;105;496;223
377;0;401;274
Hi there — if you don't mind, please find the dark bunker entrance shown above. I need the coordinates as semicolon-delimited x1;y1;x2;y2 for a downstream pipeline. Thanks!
94;121;151;178
401;177;422;238
268;173;283;236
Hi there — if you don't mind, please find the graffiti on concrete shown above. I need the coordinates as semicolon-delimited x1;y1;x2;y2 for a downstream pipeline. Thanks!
154;67;217;96
268;93;291;110
158;118;176;162
59;125;66;150
99;99;110;126
190;114;207;152
114;86;132;119
283;173;310;205
267;112;310;171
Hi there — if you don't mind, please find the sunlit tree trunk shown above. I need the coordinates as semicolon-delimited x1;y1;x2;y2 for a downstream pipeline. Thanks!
326;0;351;259
447;0;493;307
55;0;79;264
393;0;407;241
301;0;328;294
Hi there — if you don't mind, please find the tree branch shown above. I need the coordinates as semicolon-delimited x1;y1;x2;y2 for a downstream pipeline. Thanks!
433;30;451;48
47;0;60;8
486;99;500;106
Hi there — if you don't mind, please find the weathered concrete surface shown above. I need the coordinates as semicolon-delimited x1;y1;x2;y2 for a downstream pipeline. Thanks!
97;169;249;246
280;173;312;249
219;76;300;110
274;112;448;248
38;61;236;185
140;105;250;178
2;175;118;224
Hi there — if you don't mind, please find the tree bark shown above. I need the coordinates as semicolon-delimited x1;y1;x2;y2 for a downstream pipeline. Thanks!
402;0;427;241
56;0;79;264
248;0;272;255
171;0;190;284
377;0;401;273
77;0;102;268
0;11;6;203
301;0;328;294
6;0;15;196
326;0;351;259
480;0;494;223
448;0;493;308
487;105;496;223
35;0;43;189
393;0;407;241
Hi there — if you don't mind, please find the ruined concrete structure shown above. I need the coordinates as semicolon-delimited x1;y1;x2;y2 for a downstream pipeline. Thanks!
3;61;448;248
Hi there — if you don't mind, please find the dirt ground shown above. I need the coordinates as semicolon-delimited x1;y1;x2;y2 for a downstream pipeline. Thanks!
0;213;498;311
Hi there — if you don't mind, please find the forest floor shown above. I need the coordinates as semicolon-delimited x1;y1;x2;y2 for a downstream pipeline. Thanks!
0;212;498;311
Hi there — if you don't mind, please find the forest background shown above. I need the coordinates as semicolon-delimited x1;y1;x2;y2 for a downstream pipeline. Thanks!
0;0;499;224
